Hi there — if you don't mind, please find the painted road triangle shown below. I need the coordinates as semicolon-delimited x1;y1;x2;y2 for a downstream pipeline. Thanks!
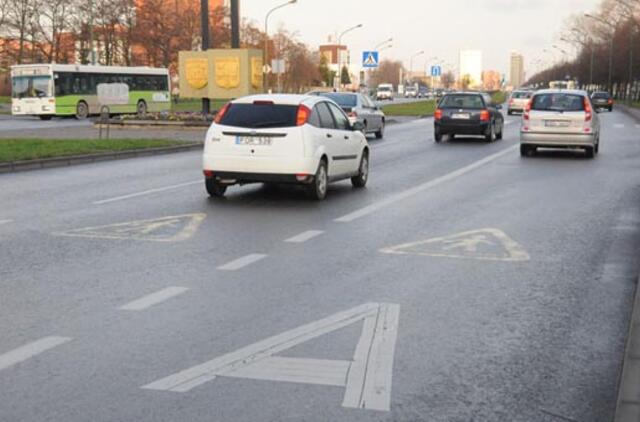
54;214;206;242
381;228;530;262
142;302;400;412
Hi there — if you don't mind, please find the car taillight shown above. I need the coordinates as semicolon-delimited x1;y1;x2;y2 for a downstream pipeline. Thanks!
434;109;442;121
608;99;614;105
296;104;311;126
584;98;592;122
523;100;532;120
480;110;490;121
214;102;231;124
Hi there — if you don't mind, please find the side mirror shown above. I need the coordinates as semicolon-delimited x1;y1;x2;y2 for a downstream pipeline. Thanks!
352;121;365;132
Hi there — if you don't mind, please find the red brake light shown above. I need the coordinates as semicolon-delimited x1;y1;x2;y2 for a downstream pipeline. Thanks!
480;110;490;121
214;102;231;124
296;104;311;126
253;100;274;105
435;109;443;121
523;100;531;120
608;99;614;105
584;97;592;122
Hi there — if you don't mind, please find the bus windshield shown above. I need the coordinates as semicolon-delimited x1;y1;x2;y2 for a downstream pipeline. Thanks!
12;75;52;98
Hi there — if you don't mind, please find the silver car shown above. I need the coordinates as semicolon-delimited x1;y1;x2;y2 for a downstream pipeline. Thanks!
520;89;600;158
318;92;386;139
508;90;533;115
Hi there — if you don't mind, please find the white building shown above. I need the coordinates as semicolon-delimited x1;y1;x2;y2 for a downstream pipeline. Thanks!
459;50;483;89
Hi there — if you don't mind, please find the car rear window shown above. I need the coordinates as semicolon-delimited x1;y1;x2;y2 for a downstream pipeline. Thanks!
218;103;299;129
592;92;610;99
319;93;357;107
512;92;532;99
439;95;485;109
530;93;585;112
378;87;391;92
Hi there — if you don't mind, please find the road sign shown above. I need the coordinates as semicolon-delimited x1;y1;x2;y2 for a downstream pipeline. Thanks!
143;302;400;412
362;51;379;68
271;59;286;74
381;228;530;262
430;66;442;77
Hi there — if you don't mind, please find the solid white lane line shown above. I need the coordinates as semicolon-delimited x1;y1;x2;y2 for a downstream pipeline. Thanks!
335;145;518;223
0;219;13;225
0;336;72;372
285;230;324;243
218;254;267;271
119;287;190;311
93;180;201;205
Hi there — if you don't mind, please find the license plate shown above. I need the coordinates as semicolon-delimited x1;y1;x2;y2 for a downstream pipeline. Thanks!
235;136;272;146
545;120;570;128
451;113;470;119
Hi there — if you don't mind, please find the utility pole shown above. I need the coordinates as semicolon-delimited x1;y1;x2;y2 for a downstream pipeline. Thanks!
200;0;210;114
230;0;240;48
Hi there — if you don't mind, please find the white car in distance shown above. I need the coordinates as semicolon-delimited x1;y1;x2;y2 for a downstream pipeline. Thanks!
203;95;370;200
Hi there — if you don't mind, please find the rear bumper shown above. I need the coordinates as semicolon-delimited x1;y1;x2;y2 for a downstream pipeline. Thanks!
206;171;311;185
435;121;490;135
203;154;319;178
520;132;596;146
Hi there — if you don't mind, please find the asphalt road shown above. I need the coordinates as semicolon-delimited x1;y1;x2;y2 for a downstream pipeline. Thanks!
1;110;640;421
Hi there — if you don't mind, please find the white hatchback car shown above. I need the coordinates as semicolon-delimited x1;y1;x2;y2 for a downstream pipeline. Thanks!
203;94;370;200
520;89;600;158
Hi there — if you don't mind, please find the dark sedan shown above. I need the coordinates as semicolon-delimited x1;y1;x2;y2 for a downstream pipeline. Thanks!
591;91;613;112
434;92;504;143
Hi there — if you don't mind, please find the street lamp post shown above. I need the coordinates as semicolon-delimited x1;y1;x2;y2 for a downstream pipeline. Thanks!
335;24;363;89
200;0;210;114
408;50;424;84
264;0;297;93
562;34;594;87
585;13;618;92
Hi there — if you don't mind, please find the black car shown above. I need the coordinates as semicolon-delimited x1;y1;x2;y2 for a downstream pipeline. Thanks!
434;92;504;143
591;91;613;112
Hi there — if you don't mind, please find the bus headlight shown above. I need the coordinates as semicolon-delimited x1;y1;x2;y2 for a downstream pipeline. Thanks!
12;106;20;112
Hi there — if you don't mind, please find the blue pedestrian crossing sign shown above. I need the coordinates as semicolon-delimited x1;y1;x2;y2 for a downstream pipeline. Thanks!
431;66;442;77
362;51;379;68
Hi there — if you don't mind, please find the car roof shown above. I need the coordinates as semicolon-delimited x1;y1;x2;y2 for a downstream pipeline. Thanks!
232;94;327;107
533;89;589;96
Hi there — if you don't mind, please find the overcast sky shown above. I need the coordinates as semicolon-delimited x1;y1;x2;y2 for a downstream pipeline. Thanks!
240;0;602;77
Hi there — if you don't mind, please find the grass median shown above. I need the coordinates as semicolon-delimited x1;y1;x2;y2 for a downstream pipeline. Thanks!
172;98;228;113
381;100;436;117
0;138;191;163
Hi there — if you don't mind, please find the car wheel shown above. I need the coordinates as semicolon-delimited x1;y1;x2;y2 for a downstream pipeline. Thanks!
508;110;512;116
595;141;600;154
520;145;535;157
585;146;595;159
75;101;89;120
205;178;227;198
351;151;369;188
375;122;385;139
39;115;53;121
434;128;443;143
137;100;147;118
609;107;613;112
496;123;503;140
485;123;495;143
308;159;328;200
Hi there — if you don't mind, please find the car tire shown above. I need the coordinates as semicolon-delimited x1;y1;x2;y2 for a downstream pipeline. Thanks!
496;123;503;140
520;145;535;157
351;151;369;188
39;115;53;121
609;107;613;112
595;141;600;154
137;100;147;118
308;159;328;200
375;122;385;139
508;110;512;116
205;178;227;198
434;129;443;143
585;146;595;159
75;101;89;120
485;123;495;143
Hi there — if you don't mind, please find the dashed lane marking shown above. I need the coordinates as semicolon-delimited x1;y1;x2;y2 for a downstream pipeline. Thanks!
0;336;72;372
119;287;190;311
285;230;324;243
335;145;518;223
217;254;268;271
0;219;13;225
93;180;201;205
142;302;400;412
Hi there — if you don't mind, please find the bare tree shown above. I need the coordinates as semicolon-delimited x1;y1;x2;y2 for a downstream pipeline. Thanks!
7;0;38;64
34;0;75;62
0;0;9;32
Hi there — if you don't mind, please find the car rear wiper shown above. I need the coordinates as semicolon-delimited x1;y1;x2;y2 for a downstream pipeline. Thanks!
251;121;289;128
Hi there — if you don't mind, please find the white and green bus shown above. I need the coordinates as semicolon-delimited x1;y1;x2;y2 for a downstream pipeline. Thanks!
10;64;171;120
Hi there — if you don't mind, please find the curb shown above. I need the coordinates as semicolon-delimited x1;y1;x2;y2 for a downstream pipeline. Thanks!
95;120;211;129
615;273;640;421
0;142;203;174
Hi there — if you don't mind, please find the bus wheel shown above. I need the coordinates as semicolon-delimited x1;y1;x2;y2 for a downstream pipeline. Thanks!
39;115;53;121
75;101;89;120
137;100;147;118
